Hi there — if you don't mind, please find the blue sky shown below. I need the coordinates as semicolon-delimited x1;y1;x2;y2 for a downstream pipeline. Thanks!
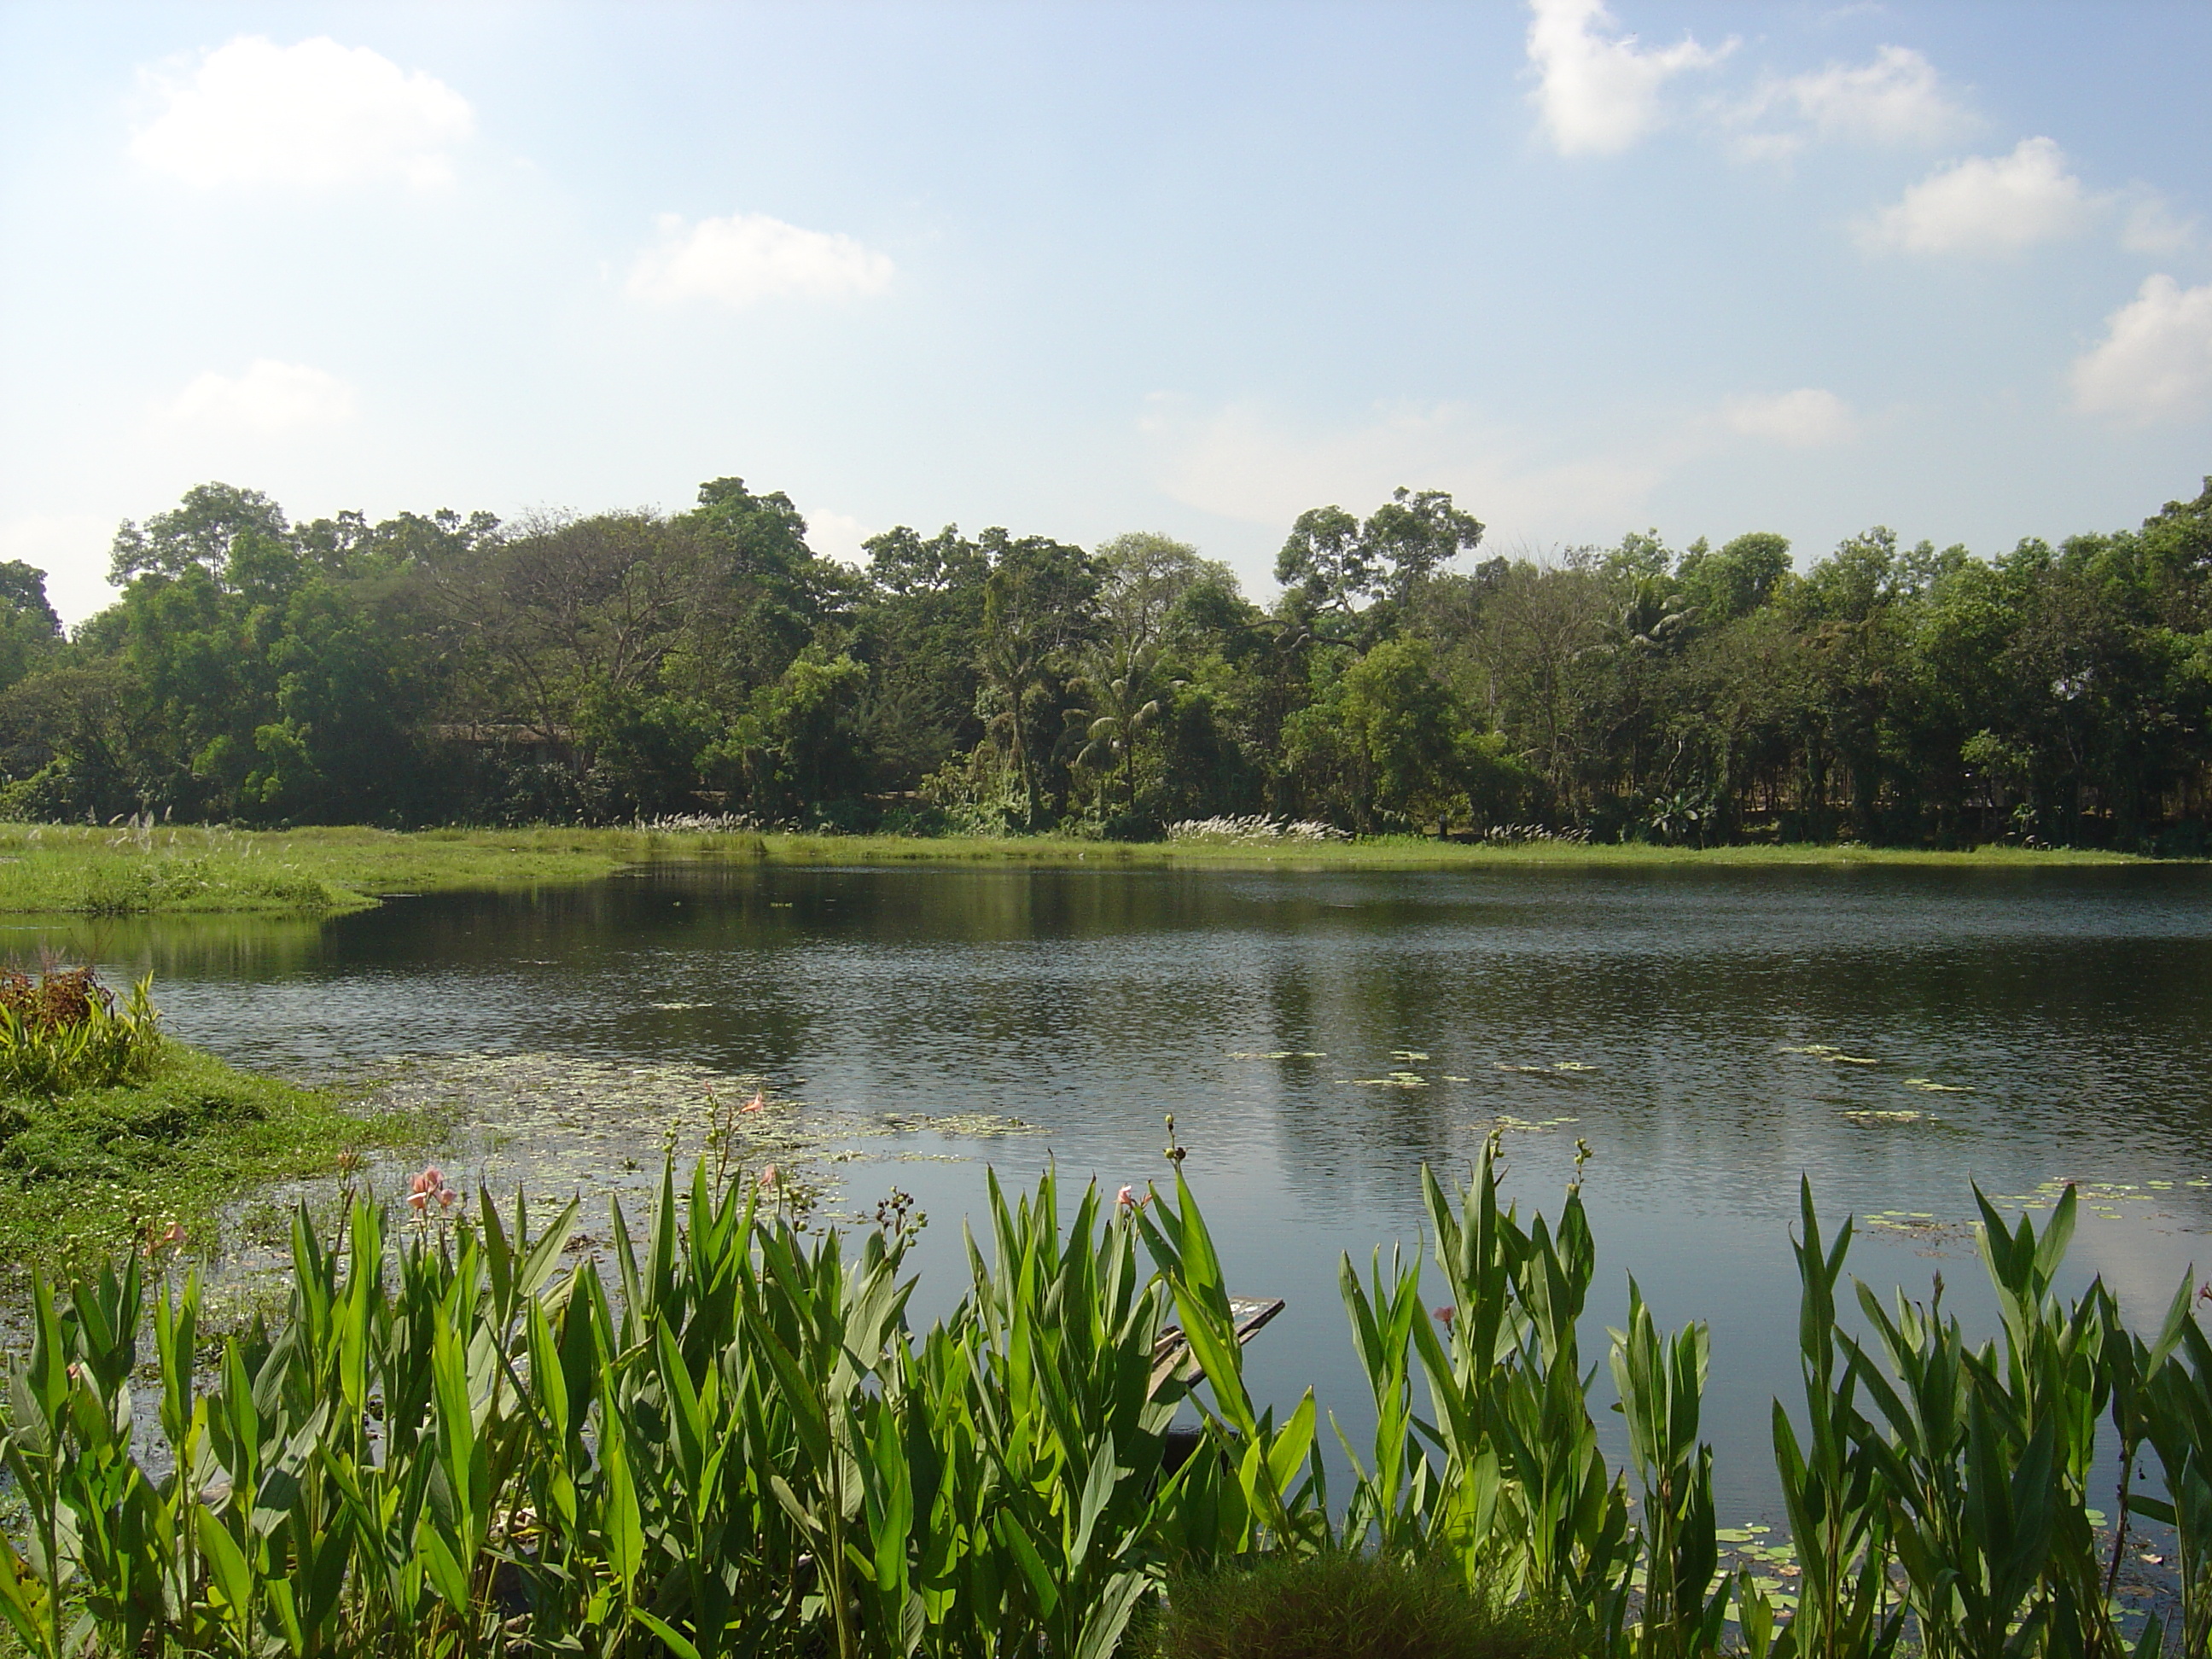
3;1;2209;622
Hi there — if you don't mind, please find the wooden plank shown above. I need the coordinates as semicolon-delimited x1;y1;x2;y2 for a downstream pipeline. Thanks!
1146;1295;1285;1400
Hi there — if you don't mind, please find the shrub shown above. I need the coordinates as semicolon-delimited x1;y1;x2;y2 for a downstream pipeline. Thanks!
1145;1553;1574;1659
0;967;163;1095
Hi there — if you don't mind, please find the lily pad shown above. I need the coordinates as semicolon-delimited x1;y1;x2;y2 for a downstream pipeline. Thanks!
1482;1114;1580;1133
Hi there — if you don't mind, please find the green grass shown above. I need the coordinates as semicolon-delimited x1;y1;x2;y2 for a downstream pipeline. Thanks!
755;830;2153;869
0;823;766;916
0;822;2157;918
0;1041;426;1277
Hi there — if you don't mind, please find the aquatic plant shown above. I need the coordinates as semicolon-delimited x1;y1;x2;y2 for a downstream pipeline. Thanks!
3;1149;2211;1657
1139;1551;1574;1659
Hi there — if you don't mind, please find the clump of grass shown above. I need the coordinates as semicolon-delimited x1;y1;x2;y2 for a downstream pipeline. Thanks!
1144;1554;1575;1659
0;966;163;1096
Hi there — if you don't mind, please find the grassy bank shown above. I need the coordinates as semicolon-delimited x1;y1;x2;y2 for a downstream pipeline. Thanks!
0;823;762;916
0;1040;421;1276
0;823;2160;917
756;830;2154;869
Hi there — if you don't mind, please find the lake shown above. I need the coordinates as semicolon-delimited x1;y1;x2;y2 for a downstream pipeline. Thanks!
25;858;2212;1522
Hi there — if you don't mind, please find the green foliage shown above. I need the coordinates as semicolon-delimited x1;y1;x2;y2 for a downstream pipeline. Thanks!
8;471;2212;845
0;970;162;1097
0;1041;421;1274
1140;1552;1573;1659
1276;487;1484;634
6;1145;2203;1658
1284;638;1523;834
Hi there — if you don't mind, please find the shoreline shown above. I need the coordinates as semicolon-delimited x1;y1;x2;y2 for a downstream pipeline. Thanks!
0;822;2167;918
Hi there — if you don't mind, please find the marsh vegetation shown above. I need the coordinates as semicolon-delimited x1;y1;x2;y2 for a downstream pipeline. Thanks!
2;1150;2206;1658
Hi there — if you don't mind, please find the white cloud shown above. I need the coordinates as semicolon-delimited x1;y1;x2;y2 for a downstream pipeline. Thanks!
1722;388;1858;448
1524;0;1732;158
628;212;895;308
131;36;474;189
159;360;357;434
1732;45;1969;160
1141;398;1669;548
0;515;115;628
2120;190;2198;257
1862;137;2095;255
2072;276;2212;425
806;509;876;566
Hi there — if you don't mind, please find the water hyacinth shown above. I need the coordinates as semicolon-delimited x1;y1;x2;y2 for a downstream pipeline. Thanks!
1;1151;2209;1658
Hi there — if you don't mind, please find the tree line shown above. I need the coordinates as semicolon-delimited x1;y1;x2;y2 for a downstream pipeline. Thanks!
0;469;2205;848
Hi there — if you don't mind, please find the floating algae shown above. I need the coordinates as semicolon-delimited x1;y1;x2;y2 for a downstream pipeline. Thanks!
1781;1045;1881;1065
1981;1178;2174;1217
1482;1114;1580;1134
1905;1078;1974;1092
1391;1050;1430;1062
1842;1108;1934;1125
1227;1050;1326;1060
872;1110;1039;1136
174;1049;1058;1328
1495;1061;1597;1077
1348;1072;1429;1089
233;1051;1045;1249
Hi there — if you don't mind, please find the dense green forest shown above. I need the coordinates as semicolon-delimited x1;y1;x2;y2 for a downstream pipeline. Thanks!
0;471;2207;848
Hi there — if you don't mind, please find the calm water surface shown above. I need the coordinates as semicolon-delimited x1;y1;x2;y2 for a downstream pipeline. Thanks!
30;860;2212;1517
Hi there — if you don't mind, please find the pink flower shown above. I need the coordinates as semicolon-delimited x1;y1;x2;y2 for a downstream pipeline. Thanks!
1116;1185;1138;1208
742;1091;766;1115
1433;1306;1456;1326
409;1166;449;1213
759;1164;779;1189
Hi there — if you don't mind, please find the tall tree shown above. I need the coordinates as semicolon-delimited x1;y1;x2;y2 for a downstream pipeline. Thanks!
975;532;1097;827
1276;487;1484;641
